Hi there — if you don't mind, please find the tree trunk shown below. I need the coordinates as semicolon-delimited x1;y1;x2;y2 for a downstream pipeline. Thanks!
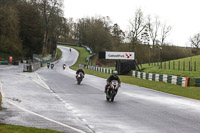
42;30;48;56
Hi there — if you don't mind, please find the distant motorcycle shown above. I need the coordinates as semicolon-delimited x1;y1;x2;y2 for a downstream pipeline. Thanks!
76;72;84;84
63;64;66;70
105;80;119;102
47;63;50;69
51;64;54;69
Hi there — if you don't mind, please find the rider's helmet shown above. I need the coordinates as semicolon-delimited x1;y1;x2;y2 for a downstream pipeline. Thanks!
112;71;118;77
79;65;83;70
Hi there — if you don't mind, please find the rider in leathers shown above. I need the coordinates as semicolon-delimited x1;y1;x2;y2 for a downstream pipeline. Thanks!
76;68;85;79
104;72;121;93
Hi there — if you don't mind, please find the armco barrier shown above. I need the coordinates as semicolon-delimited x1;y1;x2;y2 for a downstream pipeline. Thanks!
132;70;188;87
86;65;114;74
23;62;41;72
0;61;8;65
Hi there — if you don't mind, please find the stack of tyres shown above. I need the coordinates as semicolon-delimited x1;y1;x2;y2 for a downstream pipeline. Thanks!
146;73;149;80
177;77;183;86
140;72;143;79
152;74;156;81
167;75;172;83
159;74;163;82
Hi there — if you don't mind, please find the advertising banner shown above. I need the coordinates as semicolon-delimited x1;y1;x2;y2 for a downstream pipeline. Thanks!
105;52;135;60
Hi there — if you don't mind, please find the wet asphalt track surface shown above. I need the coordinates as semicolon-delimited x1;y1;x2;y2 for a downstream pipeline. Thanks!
1;46;200;133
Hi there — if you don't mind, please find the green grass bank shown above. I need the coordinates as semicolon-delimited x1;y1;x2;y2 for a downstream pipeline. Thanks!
141;55;200;86
141;55;200;78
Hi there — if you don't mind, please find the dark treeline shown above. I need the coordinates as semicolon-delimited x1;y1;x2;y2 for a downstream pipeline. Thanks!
0;0;63;59
0;1;197;64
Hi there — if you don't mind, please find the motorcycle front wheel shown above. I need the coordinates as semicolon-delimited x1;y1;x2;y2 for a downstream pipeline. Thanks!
110;90;116;102
77;78;81;84
111;96;115;102
106;96;110;101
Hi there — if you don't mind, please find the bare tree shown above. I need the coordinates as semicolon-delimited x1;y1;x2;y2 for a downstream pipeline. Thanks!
128;8;146;50
147;15;161;61
190;33;200;48
141;28;150;44
160;23;172;45
147;15;160;47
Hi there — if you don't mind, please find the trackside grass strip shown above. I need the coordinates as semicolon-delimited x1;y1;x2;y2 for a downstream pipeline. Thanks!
56;48;62;61
0;124;61;133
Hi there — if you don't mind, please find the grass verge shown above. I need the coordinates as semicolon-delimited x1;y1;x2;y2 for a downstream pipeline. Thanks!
0;124;61;133
55;48;62;61
60;45;200;100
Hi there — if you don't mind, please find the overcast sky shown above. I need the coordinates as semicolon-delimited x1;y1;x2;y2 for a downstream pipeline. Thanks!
63;0;200;47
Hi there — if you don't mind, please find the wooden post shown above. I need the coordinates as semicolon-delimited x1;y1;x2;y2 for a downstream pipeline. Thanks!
189;61;191;71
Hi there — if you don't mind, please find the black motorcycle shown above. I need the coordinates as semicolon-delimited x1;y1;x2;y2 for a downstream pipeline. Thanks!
76;72;84;84
47;63;50;69
63;64;66;70
106;80;119;102
51;64;54;69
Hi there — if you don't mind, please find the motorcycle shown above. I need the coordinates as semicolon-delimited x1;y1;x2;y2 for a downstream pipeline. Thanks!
47;63;50;69
63;64;66;70
51;64;54;69
106;80;119;102
76;72;84;84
